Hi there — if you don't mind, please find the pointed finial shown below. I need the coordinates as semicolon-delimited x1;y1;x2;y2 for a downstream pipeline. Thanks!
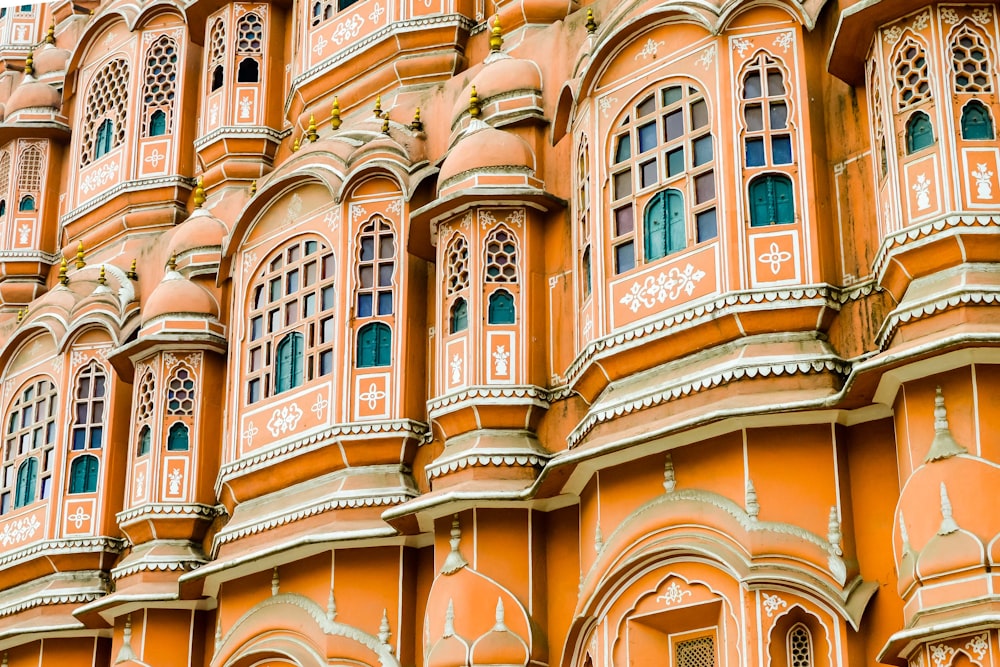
382;113;390;135
469;86;481;118
249;180;257;196
192;177;205;208
925;386;967;462
827;506;842;556
489;14;503;52
378;609;391;645
443;599;456;638
938;482;959;535
116;615;138;662
306;114;319;142
663;452;675;493
594;523;603;553
327;589;337;622
493;597;507;631
373;94;382;118
330;96;342;130
745;478;759;520
167;254;177;272
585;8;597;33
271;567;279;595
292;137;300;152
46;23;56;45
97;265;107;286
16;307;25;323
440;514;469;574
24;50;33;77
58;257;68;286
126;258;138;281
409;107;423;132
75;241;85;269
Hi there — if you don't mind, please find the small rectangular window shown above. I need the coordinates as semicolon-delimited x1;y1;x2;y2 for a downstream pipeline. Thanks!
614;206;634;236
357;294;373;317
771;135;793;164
360;265;375;288
378;264;393;286
268;309;280;333
304;262;317;286
360;237;375;261
613;171;632;200
697;209;718;242
250;316;263;340
662;86;683;106
269;278;281;302
636;95;656;117
304;293;316;317
305;240;318;255
695;172;716;204
248;379;260;404
377;292;393;315
693;135;713;167
664;109;684;142
322;254;335;279
72;428;86;451
691;99;709;129
321;317;334;343
744;73;762;99
288;245;301;263
319;350;333;376
745;104;764;131
667;147;685;177
745;137;766;167
249;347;262;371
638;122;658;153
769;102;788;130
640;159;658;188
322;286;335;310
767;71;785;96
285;301;299;326
614;241;635;274
286;269;300;295
615;134;631;163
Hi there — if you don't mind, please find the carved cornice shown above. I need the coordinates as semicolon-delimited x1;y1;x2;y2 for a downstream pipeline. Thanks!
60;176;193;225
427;385;551;414
0;537;125;571
193;125;288;150
876;284;1000;349
426;451;550;480
872;213;1000;281
111;557;207;581
0;250;61;264
116;502;222;527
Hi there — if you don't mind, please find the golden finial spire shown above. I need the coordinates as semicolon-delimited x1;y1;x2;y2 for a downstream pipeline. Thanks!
489;15;503;52
381;113;390;135
409;107;423;132
46;23;56;45
192;177;205;208
469;86;481;119
306;114;319;142
292;137;300;152
126;259;138;281
16;307;25;323
330;96;342;131
75;241;86;269
249;180;257;196
97;265;107;286
373;94;382;118
167;254;177;272
58;257;68;286
24;51;33;77
585;8;597;33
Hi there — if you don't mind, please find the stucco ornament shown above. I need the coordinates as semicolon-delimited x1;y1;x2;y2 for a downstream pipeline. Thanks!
440;514;468;575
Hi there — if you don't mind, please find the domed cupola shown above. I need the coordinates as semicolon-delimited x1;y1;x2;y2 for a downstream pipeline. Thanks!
469;599;529;667
140;256;222;338
6;52;62;119
32;25;71;84
167;181;228;275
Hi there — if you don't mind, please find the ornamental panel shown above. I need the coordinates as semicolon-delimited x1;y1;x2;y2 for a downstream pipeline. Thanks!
161;456;189;502
961;147;1000;207
307;0;391;68
63;498;95;536
749;229;800;286
138;139;171;177
354;372;390;420
486;331;515;384
444;337;467;391
903;154;943;222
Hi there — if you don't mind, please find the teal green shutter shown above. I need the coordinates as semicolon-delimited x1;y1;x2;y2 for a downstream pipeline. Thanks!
167;423;189;451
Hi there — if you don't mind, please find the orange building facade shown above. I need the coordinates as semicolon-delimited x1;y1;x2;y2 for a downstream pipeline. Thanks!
0;0;996;666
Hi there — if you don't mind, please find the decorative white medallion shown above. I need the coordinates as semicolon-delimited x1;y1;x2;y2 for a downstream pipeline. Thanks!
758;242;792;275
964;634;988;661
450;354;463;384
144;149;166;168
619;263;706;313
267;404;304;437
67;506;91;529
167;468;183;495
929;644;956;667
311;393;330;419
634;38;664;61
331;14;365;45
913;173;932;211
241;422;259;446
656;581;692;606
732;37;753;57
493;346;509;376
972;163;993;199
359;382;386;410
761;592;787;617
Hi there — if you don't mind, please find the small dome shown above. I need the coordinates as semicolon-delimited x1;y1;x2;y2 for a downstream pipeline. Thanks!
453;57;542;120
142;270;219;324
469;599;528;667
169;209;227;256
427;634;469;667
438;125;535;185
915;529;985;581
33;44;71;78
6;76;60;115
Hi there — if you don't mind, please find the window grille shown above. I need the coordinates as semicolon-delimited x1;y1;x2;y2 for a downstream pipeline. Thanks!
952;26;992;93
445;235;470;296
81;59;130;166
142;36;178;137
16;145;42;192
675;636;715;667
356;217;395;317
894;39;931;110
485;227;518;283
236;13;264;55
71;363;106;451
788;625;812;667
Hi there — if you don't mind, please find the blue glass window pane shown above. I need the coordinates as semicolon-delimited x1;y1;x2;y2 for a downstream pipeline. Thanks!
745;138;765;167
615;242;635;274
696;209;718;242
771;135;793;164
667;147;684;177
693;135;713;167
638;122;657;153
357;294;373;317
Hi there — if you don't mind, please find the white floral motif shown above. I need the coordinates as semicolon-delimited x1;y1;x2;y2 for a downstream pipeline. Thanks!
964;635;988;661
67;506;91;529
312;35;329;56
368;2;384;22
311;393;330;419
79;161;120;195
619;264;707;313
973;7;992;24
940;7;959;24
163;352;180;370
167;468;183;496
697;45;716;70
582;317;593;341
450;354;463;384
144;149;165;168
243;251;258;273
359;383;386;410
911;11;930;30
758;242;792;275
506;209;525;227
635;38;665;61
324;208;341;231
929;644;956;667
285;194;303;225
972;163;994;199
479;209;497;229
732;37;753;57
0;514;40;546
239;96;253;119
599;96;617;118
912;173;932;211
267;404;303;436
460;211;473;228
17;224;30;245
331;14;365;45
351;204;368;221
883;26;903;45
761;592;787;617
493;346;509;376
655;581;692;606
387;199;403;216
773;32;793;53
241;422;259;447
135;472;146;500
70;350;88;369
51;356;63;373
210;102;220;126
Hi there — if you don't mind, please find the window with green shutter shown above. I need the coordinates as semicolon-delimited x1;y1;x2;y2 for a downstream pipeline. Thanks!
69;455;99;494
357;322;391;367
644;189;685;261
14;458;37;508
749;174;795;227
275;332;304;394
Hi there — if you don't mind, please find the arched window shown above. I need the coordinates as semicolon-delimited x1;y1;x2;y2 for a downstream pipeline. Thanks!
906;111;934;153
237;58;259;83
577;140;592;298
167;423;189;451
18;195;34;212
275;332;304;393
741;53;793;167
445;235;470;296
644;189;685;260
68;455;99;494
245;238;336;404
450;298;468;333
894;38;931;110
137;425;151;456
312;1;322;24
357;322;391;367
960;100;994;140
142;35;178;138
2;379;57;514
14;458;37;508
952;26;993;94
787;624;812;667
82;59;129;166
749;174;795;226
16;144;42;194
236;13;264;55
356;217;395;317
487;290;516;324
0;201;7;217
675;636;714;667
167;366;195;416
208;19;226;92
71;363;106;450
485;227;518;283
610;83;717;274
324;4;334;19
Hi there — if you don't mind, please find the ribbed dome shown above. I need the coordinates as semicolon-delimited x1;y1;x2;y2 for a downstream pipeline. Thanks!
470;600;528;667
438;125;535;186
915;528;985;581
33;44;71;78
142;270;219;324
427;633;470;667
169;209;227;255
6;76;60;114
452;57;542;121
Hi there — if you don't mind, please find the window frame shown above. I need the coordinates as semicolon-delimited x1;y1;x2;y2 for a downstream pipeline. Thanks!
2;379;57;515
